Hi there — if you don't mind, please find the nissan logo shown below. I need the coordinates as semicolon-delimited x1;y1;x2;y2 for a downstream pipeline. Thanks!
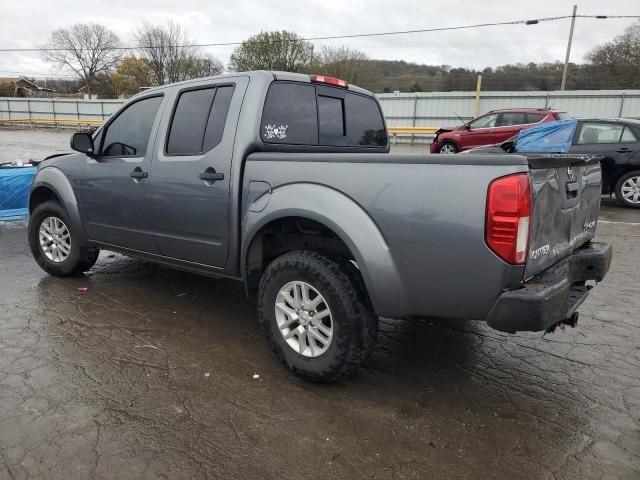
567;166;575;180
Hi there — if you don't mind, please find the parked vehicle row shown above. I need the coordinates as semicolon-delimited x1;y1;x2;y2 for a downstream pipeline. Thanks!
461;117;640;208
28;72;611;382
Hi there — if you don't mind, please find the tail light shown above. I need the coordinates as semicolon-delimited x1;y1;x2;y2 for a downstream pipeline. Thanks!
485;173;531;264
310;75;348;88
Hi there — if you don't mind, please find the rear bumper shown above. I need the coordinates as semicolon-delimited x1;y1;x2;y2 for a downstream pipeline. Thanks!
429;142;439;153
486;242;612;333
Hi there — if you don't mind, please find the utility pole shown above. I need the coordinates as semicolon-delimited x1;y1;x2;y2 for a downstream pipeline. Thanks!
561;5;577;91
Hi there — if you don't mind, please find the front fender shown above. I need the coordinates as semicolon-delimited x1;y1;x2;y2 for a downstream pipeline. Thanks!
242;183;409;317
30;167;88;244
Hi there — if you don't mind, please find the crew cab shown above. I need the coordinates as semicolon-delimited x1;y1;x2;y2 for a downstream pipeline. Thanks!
431;108;567;154
28;71;611;382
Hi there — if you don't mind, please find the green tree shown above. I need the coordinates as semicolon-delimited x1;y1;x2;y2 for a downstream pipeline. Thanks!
228;31;313;73
112;56;155;97
587;20;640;89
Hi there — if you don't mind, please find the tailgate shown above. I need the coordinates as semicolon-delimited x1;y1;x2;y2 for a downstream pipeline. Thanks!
524;154;602;278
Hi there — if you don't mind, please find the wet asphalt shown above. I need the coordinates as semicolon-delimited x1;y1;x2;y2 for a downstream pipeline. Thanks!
0;129;639;479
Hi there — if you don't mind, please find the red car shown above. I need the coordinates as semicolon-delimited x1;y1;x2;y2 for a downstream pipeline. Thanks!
430;108;568;153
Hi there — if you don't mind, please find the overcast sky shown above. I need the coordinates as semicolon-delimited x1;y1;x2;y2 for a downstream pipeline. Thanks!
0;0;638;79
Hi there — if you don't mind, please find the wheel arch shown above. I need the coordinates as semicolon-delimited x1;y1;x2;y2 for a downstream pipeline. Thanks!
242;183;409;317
29;167;89;244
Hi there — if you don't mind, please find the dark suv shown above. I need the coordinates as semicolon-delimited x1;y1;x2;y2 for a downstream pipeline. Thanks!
430;108;568;153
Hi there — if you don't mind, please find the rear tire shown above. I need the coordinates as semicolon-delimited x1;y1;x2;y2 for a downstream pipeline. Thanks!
615;170;640;208
439;142;458;154
257;250;378;383
28;201;100;277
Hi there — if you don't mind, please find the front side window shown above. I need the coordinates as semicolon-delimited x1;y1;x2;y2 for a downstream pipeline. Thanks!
577;123;625;144
469;114;498;129
101;96;163;157
167;85;235;155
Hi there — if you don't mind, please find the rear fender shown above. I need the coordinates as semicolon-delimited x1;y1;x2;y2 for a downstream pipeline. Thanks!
242;183;409;317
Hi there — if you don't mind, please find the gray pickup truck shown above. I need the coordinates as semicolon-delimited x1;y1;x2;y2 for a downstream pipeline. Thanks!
28;71;612;382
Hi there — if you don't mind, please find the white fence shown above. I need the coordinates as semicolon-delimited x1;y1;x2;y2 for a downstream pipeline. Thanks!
2;89;640;143
0;97;123;123
377;89;640;143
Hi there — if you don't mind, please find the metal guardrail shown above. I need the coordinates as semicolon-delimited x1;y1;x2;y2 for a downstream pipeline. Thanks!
387;126;437;144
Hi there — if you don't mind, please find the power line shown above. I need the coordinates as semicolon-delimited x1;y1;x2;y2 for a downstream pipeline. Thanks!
0;14;638;53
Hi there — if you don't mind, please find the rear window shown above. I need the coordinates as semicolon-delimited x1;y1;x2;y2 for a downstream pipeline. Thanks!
261;81;386;147
554;112;570;120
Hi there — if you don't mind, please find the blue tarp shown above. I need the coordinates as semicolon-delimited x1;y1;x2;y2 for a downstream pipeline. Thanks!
0;166;36;220
515;118;578;153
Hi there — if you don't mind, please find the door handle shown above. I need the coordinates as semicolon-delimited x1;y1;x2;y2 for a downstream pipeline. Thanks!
617;148;632;153
130;167;148;180
199;167;224;184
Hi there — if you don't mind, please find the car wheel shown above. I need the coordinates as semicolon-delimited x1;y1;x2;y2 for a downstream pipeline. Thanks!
615;170;640;208
257;250;378;383
439;142;458;154
28;201;100;276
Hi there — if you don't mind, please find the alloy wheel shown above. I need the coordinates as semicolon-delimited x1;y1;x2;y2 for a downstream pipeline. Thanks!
274;280;333;357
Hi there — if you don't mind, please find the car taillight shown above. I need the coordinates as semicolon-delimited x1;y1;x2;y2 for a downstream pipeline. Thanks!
485;173;531;265
310;75;348;88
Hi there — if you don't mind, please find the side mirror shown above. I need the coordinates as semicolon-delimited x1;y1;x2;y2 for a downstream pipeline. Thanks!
70;132;94;155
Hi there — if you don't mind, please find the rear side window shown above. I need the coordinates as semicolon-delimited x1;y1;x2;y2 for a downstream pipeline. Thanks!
167;85;235;155
261;81;386;147
621;126;638;143
102;96;162;157
497;112;526;126
526;113;545;124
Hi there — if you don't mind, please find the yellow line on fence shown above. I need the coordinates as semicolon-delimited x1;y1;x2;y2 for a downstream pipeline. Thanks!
0;119;437;136
0;117;103;127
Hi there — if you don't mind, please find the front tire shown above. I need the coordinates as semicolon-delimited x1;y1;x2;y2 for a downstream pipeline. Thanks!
257;250;378;383
439;141;458;154
615;170;640;208
28;201;99;276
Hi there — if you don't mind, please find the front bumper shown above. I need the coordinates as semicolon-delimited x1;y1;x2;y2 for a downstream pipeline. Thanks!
486;242;612;333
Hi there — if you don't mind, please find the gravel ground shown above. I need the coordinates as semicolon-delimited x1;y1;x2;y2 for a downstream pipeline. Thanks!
0;129;638;479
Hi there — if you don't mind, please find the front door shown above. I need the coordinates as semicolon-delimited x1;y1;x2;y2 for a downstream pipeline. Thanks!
461;113;499;149
78;95;165;253
147;76;247;268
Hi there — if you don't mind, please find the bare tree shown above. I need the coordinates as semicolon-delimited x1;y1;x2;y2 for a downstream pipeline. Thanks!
135;22;223;84
314;46;370;85
42;24;121;96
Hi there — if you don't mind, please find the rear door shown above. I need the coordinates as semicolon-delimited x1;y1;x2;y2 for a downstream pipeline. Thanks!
524;154;602;278
492;112;526;143
147;76;248;268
